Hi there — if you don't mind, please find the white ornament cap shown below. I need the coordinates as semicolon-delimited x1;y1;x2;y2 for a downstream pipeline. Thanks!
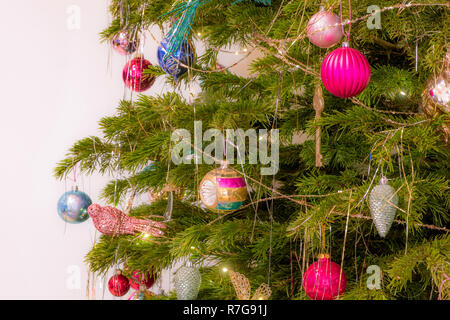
220;160;229;169
379;176;389;185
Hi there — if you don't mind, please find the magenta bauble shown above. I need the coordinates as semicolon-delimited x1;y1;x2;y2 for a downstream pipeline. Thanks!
303;254;346;300
129;270;156;290
111;30;139;56
307;7;343;48
320;42;371;98
122;55;155;92
108;271;130;297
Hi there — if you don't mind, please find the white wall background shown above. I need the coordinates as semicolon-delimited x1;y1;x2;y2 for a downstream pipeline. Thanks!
0;0;255;299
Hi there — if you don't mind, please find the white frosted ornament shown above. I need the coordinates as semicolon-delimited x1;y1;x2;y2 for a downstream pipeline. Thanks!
369;176;399;238
174;266;202;300
218;46;265;78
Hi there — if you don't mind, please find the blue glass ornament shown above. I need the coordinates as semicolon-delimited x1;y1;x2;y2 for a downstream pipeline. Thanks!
157;39;195;81
57;187;92;224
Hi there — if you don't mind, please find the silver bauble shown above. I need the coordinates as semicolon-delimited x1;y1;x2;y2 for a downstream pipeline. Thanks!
369;176;398;238
174;266;201;300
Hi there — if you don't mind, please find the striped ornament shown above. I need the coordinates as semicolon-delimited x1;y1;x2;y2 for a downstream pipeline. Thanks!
199;165;247;211
320;42;371;98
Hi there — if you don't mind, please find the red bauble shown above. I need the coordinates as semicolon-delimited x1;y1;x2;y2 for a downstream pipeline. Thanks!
129;270;156;290
108;271;130;297
122;55;155;92
303;254;346;300
320;42;371;98
307;7;343;48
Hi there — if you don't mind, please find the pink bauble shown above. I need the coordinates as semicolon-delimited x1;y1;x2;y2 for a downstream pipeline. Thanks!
108;271;130;297
303;254;346;300
129;270;156;290
122;55;155;92
307;8;343;48
321;43;371;98
111;30;139;56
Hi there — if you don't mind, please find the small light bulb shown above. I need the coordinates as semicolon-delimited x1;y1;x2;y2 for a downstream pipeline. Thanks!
258;297;264;300
235;51;239;55
190;246;196;250
400;91;406;96
143;233;150;239
222;267;228;272
243;48;248;52
197;32;201;36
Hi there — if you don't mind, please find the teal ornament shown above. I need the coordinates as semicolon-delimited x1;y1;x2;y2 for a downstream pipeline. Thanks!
174;266;202;300
57;187;92;224
160;0;209;61
369;176;398;238
232;0;271;5
143;161;158;172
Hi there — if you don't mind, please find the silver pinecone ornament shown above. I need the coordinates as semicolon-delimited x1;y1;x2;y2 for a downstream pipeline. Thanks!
174;266;201;300
369;176;398;238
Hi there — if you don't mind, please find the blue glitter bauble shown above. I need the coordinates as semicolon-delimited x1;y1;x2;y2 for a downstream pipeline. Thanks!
157;39;195;81
57;189;92;224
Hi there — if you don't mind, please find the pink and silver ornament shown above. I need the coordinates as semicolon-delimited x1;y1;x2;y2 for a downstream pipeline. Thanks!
111;30;140;56
307;7;343;48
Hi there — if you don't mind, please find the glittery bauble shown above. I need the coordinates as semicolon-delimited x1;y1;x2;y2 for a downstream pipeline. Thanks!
369;176;398;238
199;163;247;212
57;188;92;224
427;48;450;109
421;49;450;144
111;31;139;56
429;76;450;109
87;204;166;237
307;7;343;48
303;254;346;300
108;271;130;297
321;42;371;98
129;271;156;290
174;266;202;300
157;39;195;81
122;55;155;92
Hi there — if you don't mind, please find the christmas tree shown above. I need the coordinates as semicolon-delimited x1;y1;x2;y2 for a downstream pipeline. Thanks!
55;0;449;300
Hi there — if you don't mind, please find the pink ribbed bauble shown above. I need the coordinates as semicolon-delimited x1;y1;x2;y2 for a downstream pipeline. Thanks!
320;42;371;98
307;7;343;48
122;54;155;92
303;254;346;300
